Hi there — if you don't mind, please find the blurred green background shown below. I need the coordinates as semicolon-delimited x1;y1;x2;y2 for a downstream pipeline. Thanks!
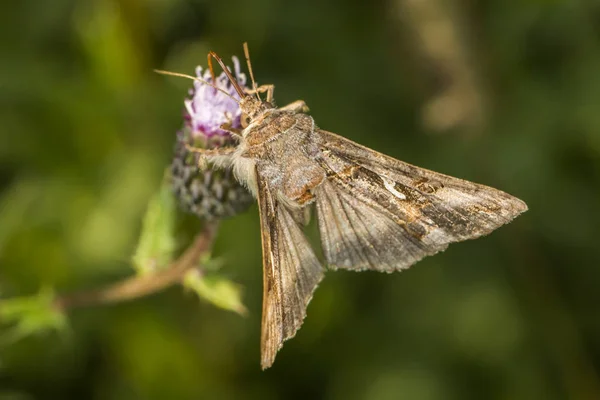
2;0;600;399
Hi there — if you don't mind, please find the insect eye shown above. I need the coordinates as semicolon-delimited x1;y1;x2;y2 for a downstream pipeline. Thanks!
241;114;251;128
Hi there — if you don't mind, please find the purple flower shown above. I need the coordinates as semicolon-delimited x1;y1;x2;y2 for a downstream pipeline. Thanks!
184;56;247;139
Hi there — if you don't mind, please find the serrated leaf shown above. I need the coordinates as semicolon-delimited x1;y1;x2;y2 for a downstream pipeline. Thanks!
132;180;177;275
183;270;247;316
0;287;67;345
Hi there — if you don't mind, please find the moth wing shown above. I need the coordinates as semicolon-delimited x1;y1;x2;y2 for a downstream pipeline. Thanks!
256;166;324;369
315;129;527;272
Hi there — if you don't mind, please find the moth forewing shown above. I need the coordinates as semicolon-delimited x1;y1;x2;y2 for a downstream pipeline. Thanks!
256;170;324;369
314;129;527;272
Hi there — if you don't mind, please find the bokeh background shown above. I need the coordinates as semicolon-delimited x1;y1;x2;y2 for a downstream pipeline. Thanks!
2;0;600;399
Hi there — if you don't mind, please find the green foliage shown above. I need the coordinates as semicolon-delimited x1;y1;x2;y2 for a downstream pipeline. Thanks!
183;269;247;316
0;288;66;345
132;177;177;275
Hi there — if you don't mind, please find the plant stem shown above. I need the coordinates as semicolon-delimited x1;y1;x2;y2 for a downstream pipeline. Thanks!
54;222;219;311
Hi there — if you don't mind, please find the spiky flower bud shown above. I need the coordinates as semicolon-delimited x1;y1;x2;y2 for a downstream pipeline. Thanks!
171;57;253;220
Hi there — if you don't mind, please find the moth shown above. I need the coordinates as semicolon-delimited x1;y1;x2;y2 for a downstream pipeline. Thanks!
165;44;528;369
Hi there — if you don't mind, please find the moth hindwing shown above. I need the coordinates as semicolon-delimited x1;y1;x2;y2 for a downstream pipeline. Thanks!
191;47;528;369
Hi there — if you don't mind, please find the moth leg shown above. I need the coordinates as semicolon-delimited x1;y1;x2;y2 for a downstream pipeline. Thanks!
185;144;236;169
217;112;243;138
246;84;275;103
185;144;236;156
219;122;243;137
279;100;309;113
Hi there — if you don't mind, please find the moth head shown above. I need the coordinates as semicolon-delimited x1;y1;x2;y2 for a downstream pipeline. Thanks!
205;45;275;128
239;96;274;127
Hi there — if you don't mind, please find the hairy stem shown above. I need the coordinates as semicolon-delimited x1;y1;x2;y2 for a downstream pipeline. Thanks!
54;222;219;311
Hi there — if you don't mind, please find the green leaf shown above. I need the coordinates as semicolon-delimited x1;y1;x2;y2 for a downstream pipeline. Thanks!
183;270;247;316
132;180;177;275
0;287;67;345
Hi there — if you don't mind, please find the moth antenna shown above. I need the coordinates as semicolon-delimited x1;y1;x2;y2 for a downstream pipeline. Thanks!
243;42;260;101
207;53;217;83
154;69;241;105
207;51;247;99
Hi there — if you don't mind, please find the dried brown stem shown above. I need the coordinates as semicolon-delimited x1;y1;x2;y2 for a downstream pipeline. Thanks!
395;0;486;132
54;222;219;311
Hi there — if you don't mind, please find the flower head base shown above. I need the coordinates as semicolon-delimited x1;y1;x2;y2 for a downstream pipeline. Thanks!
184;56;247;139
171;56;253;220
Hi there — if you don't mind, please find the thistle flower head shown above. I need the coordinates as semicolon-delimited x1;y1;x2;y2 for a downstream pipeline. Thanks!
171;56;253;220
184;56;247;139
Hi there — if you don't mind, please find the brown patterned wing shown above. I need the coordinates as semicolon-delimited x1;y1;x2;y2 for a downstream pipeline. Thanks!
314;129;528;272
256;166;324;369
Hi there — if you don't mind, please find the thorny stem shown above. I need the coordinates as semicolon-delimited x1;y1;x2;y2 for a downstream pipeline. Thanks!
54;222;219;311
